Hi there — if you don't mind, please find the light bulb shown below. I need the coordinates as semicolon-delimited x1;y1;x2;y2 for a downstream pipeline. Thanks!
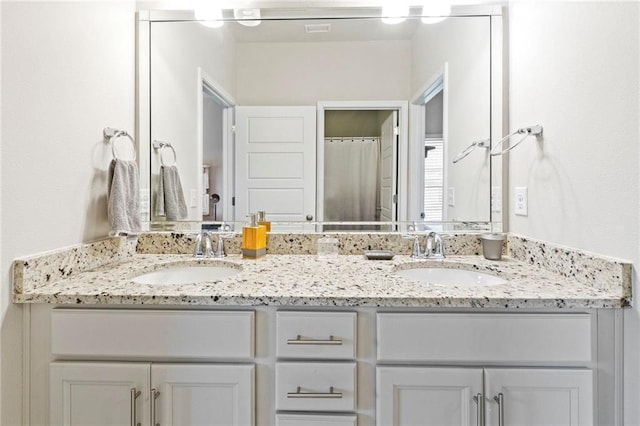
195;5;224;28
381;3;409;25
421;0;451;24
234;8;261;27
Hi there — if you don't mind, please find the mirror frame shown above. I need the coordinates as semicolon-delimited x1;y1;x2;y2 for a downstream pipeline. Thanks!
136;5;507;232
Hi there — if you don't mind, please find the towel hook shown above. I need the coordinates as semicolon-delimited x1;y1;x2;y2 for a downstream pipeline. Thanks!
104;127;137;161
490;125;543;157
453;138;490;164
153;140;177;167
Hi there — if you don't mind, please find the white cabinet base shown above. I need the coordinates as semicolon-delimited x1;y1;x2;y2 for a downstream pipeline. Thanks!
50;362;150;426
153;363;255;426
485;368;593;426
50;362;254;426
377;366;483;426
276;413;357;426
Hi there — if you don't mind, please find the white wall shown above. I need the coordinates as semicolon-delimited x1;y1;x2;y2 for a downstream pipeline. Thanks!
236;40;411;105
410;16;491;222
150;22;236;221
508;2;640;424
1;1;136;423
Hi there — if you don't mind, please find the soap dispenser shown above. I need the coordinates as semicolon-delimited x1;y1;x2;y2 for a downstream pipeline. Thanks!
257;210;271;232
242;213;267;259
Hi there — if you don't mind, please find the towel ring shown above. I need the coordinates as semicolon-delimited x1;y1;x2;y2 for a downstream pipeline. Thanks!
104;127;137;161
490;125;543;157
153;140;177;167
453;139;490;164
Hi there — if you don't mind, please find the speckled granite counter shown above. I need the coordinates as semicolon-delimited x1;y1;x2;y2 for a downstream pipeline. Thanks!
13;233;632;308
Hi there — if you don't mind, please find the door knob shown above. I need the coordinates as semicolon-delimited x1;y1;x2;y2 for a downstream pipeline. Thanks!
306;215;314;221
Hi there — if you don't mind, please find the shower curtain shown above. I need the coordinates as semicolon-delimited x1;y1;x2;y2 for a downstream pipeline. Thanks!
324;137;380;222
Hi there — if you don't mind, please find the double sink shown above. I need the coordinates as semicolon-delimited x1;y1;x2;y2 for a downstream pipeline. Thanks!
132;261;507;288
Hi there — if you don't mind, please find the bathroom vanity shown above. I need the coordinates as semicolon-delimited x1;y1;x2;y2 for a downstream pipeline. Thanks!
14;233;630;426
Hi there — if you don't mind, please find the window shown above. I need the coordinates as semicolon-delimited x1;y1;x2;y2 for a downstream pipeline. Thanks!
423;139;444;221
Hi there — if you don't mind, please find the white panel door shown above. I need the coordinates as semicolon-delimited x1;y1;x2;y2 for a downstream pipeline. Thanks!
485;368;593;426
152;363;254;426
235;107;316;228
380;111;398;223
50;362;150;426
377;366;484;426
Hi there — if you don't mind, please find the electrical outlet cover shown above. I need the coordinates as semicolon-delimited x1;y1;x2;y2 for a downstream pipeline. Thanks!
515;187;528;216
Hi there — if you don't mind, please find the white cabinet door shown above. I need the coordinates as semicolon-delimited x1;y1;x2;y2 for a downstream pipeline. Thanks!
50;362;150;426
235;106;316;229
377;367;484;426
485;368;593;426
152;363;254;426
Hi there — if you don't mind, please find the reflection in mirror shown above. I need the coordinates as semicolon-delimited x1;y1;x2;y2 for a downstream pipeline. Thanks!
139;7;503;231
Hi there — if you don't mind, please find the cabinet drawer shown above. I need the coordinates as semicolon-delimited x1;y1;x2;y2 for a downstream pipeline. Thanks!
377;313;592;363
52;309;254;359
276;311;357;359
275;362;356;412
276;413;357;426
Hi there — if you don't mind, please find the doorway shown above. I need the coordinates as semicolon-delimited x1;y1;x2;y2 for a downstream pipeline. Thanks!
317;101;409;230
410;66;448;227
198;68;235;223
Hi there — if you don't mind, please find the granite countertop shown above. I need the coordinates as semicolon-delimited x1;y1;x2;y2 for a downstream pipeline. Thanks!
13;252;630;309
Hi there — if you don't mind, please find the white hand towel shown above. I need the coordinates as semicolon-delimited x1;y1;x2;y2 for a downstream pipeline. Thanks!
155;165;188;221
107;159;141;236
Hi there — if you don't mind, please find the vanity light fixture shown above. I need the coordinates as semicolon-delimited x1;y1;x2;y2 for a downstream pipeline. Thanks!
421;0;451;24
233;8;261;27
195;4;224;28
381;2;410;24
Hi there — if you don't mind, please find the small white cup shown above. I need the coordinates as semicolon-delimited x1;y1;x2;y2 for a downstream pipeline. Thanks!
317;237;339;259
481;233;505;260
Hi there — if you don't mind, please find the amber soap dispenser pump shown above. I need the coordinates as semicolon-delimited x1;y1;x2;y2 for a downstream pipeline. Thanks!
257;210;271;232
242;213;267;259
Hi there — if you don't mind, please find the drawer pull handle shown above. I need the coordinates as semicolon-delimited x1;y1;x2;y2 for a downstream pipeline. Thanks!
130;388;141;426
287;386;343;399
151;388;160;426
493;393;504;426
473;393;484;426
287;335;343;345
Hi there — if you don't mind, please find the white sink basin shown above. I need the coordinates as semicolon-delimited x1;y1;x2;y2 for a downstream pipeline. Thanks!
132;266;241;285
394;267;507;287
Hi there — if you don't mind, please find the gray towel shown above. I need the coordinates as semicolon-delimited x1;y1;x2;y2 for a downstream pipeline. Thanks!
108;159;141;235
155;165;188;221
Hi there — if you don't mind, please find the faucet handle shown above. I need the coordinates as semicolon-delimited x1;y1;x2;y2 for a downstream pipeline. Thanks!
194;231;213;258
401;234;423;258
426;232;446;259
213;232;235;258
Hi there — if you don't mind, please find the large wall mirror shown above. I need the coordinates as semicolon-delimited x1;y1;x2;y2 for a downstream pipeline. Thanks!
137;5;505;231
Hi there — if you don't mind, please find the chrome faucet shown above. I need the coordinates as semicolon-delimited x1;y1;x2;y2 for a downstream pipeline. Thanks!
425;232;446;258
194;231;214;258
403;232;446;259
195;230;235;258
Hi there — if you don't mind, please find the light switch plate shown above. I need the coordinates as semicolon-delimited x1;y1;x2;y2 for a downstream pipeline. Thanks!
515;187;528;216
448;187;455;207
190;189;198;208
